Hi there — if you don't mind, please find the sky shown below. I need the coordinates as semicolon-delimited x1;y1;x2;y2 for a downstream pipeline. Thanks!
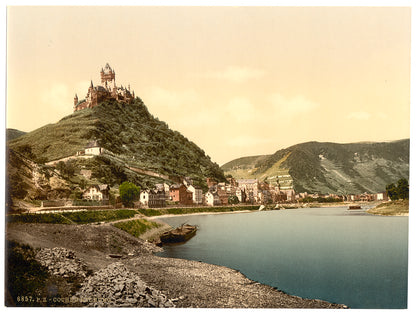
6;5;412;165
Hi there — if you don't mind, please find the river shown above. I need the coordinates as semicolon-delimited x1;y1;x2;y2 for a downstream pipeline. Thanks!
156;207;408;309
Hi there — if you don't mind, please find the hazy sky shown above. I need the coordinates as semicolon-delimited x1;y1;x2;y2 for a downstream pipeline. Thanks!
6;6;411;165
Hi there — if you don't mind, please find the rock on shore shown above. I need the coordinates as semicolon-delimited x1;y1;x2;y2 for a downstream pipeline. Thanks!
72;262;175;307
36;247;89;278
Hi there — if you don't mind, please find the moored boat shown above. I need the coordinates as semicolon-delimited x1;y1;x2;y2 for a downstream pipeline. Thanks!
348;205;362;210
160;224;197;243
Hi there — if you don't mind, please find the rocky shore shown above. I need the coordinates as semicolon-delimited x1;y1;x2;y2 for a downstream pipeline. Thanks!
73;262;175;307
6;223;347;308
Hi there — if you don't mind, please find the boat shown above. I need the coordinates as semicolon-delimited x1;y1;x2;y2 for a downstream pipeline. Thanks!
160;224;197;243
348;205;362;210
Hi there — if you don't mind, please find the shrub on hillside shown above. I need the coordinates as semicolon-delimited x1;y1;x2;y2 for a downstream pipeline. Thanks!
119;182;140;207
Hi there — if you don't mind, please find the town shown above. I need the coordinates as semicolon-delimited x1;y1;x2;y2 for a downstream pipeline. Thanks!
80;175;389;209
48;137;389;209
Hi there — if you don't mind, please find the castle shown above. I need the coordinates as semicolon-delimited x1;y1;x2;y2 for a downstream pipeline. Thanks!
73;63;135;112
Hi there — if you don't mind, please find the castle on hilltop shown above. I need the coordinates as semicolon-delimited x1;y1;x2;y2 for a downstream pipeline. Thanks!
73;63;135;112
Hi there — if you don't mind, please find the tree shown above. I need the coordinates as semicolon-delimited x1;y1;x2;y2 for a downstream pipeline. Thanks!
386;178;409;200
386;183;398;200
119;181;140;207
396;178;409;200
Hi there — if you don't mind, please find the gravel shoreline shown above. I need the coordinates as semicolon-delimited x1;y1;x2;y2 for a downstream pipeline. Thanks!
6;223;348;308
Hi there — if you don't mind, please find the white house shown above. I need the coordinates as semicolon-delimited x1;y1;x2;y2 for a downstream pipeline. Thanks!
376;192;388;201
85;140;103;156
83;184;110;201
205;191;220;206
139;190;150;206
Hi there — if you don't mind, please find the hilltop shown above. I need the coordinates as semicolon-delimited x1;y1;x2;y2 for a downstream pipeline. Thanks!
7;98;225;206
222;140;409;194
6;128;26;141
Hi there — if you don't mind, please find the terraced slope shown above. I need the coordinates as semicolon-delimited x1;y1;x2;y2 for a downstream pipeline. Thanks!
222;140;409;194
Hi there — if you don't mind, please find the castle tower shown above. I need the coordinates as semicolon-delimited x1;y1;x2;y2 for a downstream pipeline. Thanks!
100;63;115;88
74;94;78;106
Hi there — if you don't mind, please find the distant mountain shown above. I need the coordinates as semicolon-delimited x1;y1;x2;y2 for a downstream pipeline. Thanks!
6;128;26;141
8;98;226;195
222;140;409;194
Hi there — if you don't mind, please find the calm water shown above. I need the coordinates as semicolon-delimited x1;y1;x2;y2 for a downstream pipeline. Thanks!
157;207;408;309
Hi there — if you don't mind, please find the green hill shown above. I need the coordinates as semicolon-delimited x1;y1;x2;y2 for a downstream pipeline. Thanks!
6;128;26;141
8;98;225;194
222;140;409;194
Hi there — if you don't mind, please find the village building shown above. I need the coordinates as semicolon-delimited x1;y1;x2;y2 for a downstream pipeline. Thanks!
169;184;193;205
162;183;171;200
85;140;103;156
139;190;150;206
182;177;203;205
237;179;259;203
187;184;203;204
283;189;296;202
183;177;193;187
375;192;388;201
259;189;273;204
215;183;231;205
73;63;135;112
83;184;110;201
205;190;220;206
148;188;166;208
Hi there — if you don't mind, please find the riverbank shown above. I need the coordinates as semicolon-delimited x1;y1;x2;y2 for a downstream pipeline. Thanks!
5;222;347;308
366;200;409;216
150;209;255;220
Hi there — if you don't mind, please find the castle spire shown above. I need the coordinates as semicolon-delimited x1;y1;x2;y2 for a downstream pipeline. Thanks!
90;80;94;87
